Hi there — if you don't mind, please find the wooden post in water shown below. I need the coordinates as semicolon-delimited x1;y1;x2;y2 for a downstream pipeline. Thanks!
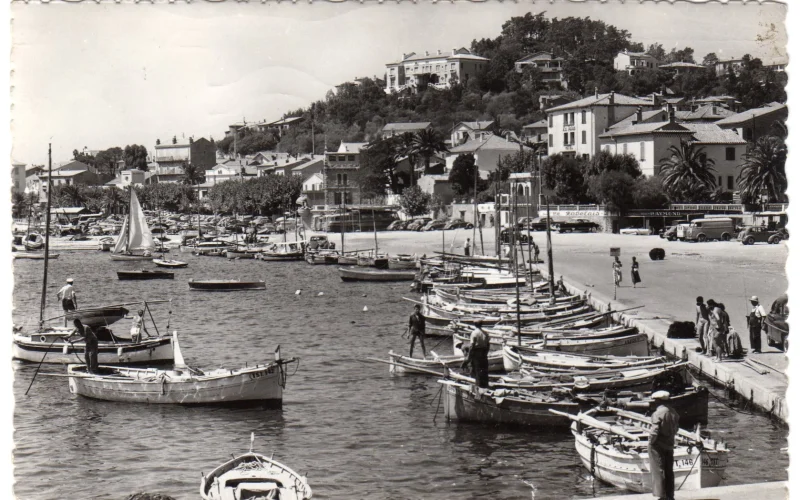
39;143;52;329
546;197;555;305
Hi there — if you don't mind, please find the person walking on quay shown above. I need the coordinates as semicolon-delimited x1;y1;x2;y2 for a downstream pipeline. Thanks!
462;320;490;389
631;257;641;288
407;304;427;359
648;390;679;500
612;256;623;287
73;319;98;373
533;242;540;263
747;296;767;353
464;238;471;257
57;278;78;327
708;300;729;361
695;296;710;355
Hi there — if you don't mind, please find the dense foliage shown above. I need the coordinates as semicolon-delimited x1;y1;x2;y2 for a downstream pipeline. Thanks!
206;175;304;215
398;186;433;216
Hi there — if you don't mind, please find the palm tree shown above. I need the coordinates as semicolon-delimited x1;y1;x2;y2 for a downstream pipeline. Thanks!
59;184;85;207
103;187;125;215
736;135;787;204
398;132;419;186
11;191;26;218
658;140;717;199
181;162;205;186
412;129;448;185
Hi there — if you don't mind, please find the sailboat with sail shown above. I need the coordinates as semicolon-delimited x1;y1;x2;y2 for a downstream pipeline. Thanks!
110;188;156;261
12;145;173;365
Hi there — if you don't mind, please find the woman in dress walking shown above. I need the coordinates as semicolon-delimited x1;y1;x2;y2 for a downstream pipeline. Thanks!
612;256;623;287
631;256;641;288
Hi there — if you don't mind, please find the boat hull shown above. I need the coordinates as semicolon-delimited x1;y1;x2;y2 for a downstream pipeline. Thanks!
388;259;418;270
188;280;266;291
338;256;358;265
12;335;174;365
339;267;416;282
153;259;188;268
387;350;504;375
68;363;286;405
200;452;313;500
502;335;650;370
117;271;175;280
257;252;304;261
110;254;153;262
66;306;129;328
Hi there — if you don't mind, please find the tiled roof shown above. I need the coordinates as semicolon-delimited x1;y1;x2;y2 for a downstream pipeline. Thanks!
383;122;431;132
547;93;653;113
338;142;368;153
389;48;489;65
523;119;548;129
683;104;735;121
682;123;748;145
659;62;707;69
714;104;788;126
609;109;669;130
269;116;303;126
454;121;494;131
599;121;691;138
515;52;563;63
290;156;324;172
448;134;531;153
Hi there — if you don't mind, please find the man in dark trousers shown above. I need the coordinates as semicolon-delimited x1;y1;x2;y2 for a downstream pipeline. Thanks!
407;304;427;358
747;295;766;354
462;320;490;388
464;238;471;256
648;390;680;500
73;319;98;374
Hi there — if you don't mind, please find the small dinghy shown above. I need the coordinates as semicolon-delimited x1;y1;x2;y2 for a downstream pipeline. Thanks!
201;434;312;500
62;333;296;406
385;350;505;376
13;251;60;260
189;279;267;291
338;267;417;282
551;406;729;493
66;305;130;328
153;258;188;268
117;270;175;280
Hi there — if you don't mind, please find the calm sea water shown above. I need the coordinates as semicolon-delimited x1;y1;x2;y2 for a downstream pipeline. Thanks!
12;251;788;499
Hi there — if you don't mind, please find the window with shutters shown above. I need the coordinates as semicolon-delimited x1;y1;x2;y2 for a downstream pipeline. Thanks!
581;110;586;124
718;176;722;186
727;176;734;189
640;142;645;161
548;134;553;147
622;143;628;155
343;174;348;185
581;131;587;144
549;115;553;127
725;147;735;161
569;132;575;145
564;132;569;144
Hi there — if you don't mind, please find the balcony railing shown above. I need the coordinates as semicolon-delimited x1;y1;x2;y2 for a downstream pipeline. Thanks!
562;125;575;131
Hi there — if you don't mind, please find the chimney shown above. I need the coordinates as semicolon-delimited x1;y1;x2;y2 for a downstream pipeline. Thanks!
607;91;616;128
712;103;718;114
425;50;429;56
668;105;675;124
437;49;441;55
652;93;660;107
635;107;642;124
595;87;599;98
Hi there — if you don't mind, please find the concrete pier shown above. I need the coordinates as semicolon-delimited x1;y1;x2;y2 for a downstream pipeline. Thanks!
580;480;787;499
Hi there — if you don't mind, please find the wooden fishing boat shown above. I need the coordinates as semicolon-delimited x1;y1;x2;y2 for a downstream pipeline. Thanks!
13;251;60;260
257;241;305;261
422;303;594;328
189;279;267;291
388;255;418;270
357;254;389;269
200;436;312;500
387;350;505;376
22;232;45;251
225;249;256;259
117;270;175;280
441;381;709;427
62;333;296;406
502;335;650;368
12;327;173;365
305;250;340;265
65;305;130;328
153;258;188;268
451;326;638;356
497;345;665;373
337;255;358;265
338;267;417;282
556;407;728;492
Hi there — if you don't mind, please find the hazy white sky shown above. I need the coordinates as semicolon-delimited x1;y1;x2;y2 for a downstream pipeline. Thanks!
11;1;788;165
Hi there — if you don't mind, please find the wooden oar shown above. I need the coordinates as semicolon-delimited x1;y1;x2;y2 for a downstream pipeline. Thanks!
24;336;62;395
548;409;639;440
364;357;452;378
604;406;703;442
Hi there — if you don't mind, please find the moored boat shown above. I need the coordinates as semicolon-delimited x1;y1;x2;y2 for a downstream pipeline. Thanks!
257;241;305;261
153;258;188;268
388;255;418;270
386;350;504;376
338;267;417;282
188;279;267;291
337;255;358;265
200;435;312;500
305;250;340;265
13;251;60;260
555;406;728;492
110;188;156;261
116;270;175;280
65;305;130;328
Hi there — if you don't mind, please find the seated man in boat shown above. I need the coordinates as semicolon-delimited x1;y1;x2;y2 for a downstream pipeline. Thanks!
648;390;679;500
57;278;78;327
407;304;427;359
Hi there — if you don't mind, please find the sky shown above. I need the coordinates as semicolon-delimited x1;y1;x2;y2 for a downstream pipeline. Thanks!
10;1;789;165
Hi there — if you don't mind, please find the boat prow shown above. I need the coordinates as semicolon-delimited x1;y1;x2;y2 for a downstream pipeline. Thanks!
200;448;312;500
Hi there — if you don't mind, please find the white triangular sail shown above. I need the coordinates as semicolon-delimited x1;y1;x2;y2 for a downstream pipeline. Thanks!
112;216;129;253
172;331;187;369
128;190;155;252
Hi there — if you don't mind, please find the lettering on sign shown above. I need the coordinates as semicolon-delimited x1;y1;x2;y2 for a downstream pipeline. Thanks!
609;247;620;257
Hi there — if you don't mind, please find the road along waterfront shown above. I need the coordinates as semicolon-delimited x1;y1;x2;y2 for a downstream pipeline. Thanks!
12;231;788;499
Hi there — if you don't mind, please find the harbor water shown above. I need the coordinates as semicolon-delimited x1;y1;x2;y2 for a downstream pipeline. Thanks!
12;251;788;499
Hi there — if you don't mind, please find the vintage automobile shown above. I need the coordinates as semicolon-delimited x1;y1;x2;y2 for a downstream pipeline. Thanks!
557;218;600;233
620;227;652;235
406;218;432;231
500;228;530;244
764;294;789;351
422;220;448;231
444;219;473;230
737;225;783;245
387;220;409;231
518;217;555;231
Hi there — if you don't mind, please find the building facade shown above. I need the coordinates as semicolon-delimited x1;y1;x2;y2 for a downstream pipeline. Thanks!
514;52;567;89
381;122;431;139
546;92;657;159
714;103;788;143
323;142;367;207
613;51;659;74
11;162;26;194
450;121;494;146
446;134;531;176
385;48;489;93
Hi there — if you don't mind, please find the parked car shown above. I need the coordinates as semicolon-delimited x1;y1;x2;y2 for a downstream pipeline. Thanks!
620;227;651;235
406;218;432;231
683;218;735;242
557;218;600;233
387;220;408;231
777;227;790;241
445;219;473;230
422;220;447;231
737;225;783;245
500;228;530;244
764;294;789;351
520;217;554;231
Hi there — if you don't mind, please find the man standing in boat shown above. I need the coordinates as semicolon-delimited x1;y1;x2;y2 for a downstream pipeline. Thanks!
463;320;490;389
648;390;679;500
57;278;78;326
127;309;147;343
407;304;427;358
74;319;99;374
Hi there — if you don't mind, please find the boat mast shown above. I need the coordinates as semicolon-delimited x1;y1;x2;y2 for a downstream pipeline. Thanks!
372;208;378;256
546;197;555;305
513;186;521;346
38;143;52;327
125;185;132;253
340;196;345;254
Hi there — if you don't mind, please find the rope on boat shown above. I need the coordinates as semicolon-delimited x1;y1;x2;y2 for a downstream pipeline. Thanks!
676;447;704;491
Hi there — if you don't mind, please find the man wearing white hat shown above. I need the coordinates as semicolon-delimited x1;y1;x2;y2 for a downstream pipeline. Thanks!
56;278;78;327
649;390;679;500
747;296;767;354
